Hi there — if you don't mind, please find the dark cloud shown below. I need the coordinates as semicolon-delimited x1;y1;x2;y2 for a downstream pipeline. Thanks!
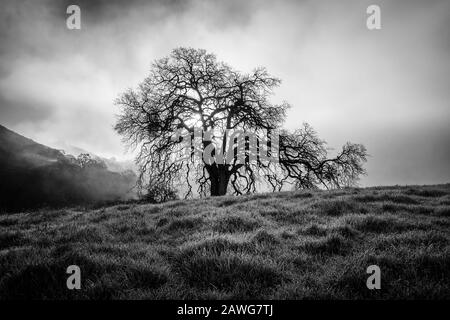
43;0;258;30
48;0;188;25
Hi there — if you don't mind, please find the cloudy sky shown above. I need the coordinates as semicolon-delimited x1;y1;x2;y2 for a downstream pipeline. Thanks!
1;0;449;186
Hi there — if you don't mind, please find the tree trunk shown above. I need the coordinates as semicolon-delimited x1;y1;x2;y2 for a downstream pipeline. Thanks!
210;169;229;196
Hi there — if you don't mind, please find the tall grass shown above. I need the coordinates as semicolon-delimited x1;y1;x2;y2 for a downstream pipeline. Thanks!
0;184;449;299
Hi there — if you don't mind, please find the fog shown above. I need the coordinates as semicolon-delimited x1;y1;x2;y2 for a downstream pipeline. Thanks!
1;0;449;186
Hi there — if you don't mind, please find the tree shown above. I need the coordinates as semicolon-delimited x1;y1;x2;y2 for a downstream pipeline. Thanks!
115;48;367;198
144;181;179;204
76;153;107;170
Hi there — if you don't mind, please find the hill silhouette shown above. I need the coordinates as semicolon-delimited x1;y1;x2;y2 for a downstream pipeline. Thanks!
0;125;137;212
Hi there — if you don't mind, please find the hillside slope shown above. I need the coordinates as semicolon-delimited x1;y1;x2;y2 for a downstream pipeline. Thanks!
0;184;449;299
0;124;136;211
0;124;66;168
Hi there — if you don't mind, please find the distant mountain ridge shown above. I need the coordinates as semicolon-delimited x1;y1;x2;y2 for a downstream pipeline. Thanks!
0;124;137;212
0;124;66;167
0;124;136;173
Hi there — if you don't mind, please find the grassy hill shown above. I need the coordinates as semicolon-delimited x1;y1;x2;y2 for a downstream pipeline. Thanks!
0;184;449;299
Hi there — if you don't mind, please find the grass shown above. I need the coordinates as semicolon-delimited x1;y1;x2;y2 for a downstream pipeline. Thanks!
0;184;449;299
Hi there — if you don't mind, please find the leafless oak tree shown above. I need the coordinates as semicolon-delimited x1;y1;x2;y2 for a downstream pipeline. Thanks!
115;48;367;197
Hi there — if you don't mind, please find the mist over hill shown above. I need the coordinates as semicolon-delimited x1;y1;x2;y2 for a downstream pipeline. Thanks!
0;124;137;212
52;141;136;174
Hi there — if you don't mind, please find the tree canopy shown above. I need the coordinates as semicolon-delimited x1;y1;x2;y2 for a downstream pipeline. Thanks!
115;48;367;198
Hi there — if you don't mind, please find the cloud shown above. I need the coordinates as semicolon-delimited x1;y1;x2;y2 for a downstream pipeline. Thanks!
0;0;449;184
